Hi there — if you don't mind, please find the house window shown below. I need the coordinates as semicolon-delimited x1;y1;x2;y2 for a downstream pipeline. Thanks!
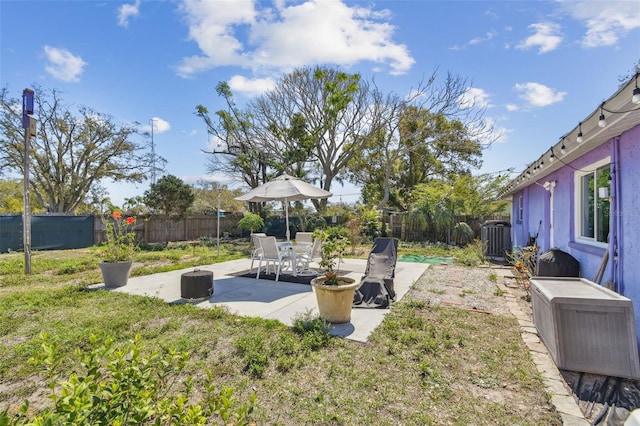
518;195;523;222
575;159;610;245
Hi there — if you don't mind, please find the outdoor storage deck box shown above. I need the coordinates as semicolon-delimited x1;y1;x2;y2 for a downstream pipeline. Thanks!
530;277;640;379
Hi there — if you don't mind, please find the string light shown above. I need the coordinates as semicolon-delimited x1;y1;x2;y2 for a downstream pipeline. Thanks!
560;139;566;154
549;147;555;162
633;73;640;104
576;122;583;143
598;104;606;128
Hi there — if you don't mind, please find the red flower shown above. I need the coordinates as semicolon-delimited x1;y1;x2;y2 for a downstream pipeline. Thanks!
102;211;137;262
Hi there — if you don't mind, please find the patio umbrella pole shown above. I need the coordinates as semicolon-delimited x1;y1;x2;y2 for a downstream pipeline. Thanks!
285;199;290;241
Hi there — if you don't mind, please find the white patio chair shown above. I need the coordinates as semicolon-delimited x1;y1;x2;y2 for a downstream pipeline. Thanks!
297;238;323;275
256;236;291;281
295;232;313;244
250;233;267;273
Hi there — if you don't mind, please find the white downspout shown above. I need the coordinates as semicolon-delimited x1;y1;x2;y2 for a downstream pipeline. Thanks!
543;181;556;248
613;137;622;292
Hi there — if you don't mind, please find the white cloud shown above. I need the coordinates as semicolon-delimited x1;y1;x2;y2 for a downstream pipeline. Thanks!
506;104;519;112
458;87;492;109
469;30;497;45
206;134;226;152
141;117;171;134
117;0;141;27
451;30;497;50
557;0;640;48
228;75;276;97
176;0;414;78
43;46;87;82
516;22;562;53
514;82;566;107
151;117;171;133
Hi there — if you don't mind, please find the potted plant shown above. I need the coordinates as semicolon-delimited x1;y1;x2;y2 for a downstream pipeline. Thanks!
99;211;137;288
310;229;357;323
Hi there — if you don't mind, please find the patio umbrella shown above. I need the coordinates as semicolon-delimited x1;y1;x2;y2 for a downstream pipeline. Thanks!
235;173;332;240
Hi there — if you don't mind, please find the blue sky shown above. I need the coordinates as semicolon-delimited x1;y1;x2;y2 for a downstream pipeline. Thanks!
2;0;639;206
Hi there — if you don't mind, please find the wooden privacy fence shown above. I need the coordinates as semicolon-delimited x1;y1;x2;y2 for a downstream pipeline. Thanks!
94;214;244;245
141;214;244;244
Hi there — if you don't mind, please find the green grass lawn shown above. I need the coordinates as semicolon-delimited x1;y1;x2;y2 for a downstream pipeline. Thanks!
0;241;561;425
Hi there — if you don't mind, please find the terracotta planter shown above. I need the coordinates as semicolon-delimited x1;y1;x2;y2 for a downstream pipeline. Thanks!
310;276;358;323
99;260;133;288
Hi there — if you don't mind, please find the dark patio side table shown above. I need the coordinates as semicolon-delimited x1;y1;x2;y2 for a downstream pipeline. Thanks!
180;269;213;301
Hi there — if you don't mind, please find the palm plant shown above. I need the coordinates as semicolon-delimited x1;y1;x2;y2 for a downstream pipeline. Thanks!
405;199;431;239
432;201;454;241
452;222;474;245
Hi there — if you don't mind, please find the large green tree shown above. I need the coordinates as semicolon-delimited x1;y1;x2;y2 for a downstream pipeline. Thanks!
0;85;157;213
250;66;381;212
197;65;384;213
144;175;195;221
347;70;495;211
144;175;195;243
190;180;244;215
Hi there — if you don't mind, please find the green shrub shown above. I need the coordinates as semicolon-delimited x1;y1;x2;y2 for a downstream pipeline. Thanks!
233;332;269;379
292;311;332;351
1;334;255;425
237;212;264;234
137;241;167;251
357;207;382;240
321;225;350;240
452;222;474;246
198;236;218;247
302;213;327;232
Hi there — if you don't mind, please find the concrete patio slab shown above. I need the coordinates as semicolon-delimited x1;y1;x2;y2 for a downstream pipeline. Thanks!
99;258;429;342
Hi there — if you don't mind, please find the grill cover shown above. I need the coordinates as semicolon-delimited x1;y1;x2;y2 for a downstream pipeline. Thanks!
353;237;398;309
181;269;213;300
535;248;579;277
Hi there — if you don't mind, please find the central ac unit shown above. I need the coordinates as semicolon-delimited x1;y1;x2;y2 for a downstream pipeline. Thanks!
530;277;640;379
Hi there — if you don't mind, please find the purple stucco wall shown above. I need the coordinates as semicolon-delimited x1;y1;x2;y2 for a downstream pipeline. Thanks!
618;125;640;336
563;142;610;280
513;124;640;344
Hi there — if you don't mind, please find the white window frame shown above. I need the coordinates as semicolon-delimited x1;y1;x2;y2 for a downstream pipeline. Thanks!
518;195;523;222
573;157;610;248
